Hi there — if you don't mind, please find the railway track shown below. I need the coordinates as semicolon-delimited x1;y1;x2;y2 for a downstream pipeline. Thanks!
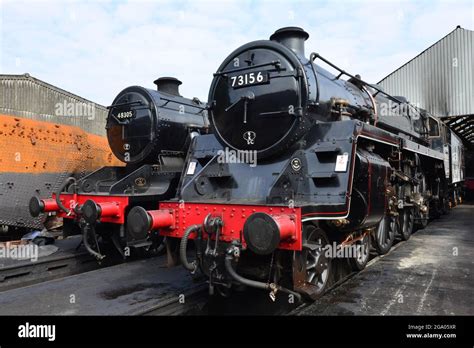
0;235;407;316
137;285;208;315
288;240;407;315
0;236;107;292
0;249;97;292
0;254;206;315
0;235;168;293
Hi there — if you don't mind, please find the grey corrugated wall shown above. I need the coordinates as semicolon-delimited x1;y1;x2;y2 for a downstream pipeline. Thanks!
0;74;107;135
378;27;474;118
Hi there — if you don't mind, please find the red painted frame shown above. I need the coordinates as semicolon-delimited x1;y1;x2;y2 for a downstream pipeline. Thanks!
159;202;303;251
54;193;129;224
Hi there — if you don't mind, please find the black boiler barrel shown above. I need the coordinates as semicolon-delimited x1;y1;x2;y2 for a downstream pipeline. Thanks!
106;81;208;164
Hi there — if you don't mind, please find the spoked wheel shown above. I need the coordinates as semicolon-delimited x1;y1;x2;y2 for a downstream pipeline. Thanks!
416;205;429;230
373;215;396;255
440;197;449;215
399;207;414;241
348;233;371;271
414;173;429;230
297;224;332;300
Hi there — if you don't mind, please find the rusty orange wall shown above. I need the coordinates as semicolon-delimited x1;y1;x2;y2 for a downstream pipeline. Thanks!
0;113;123;174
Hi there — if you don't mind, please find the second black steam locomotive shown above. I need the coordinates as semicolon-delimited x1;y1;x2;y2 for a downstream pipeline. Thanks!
30;77;208;259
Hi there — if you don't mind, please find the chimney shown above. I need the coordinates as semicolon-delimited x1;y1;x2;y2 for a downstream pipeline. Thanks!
269;27;309;56
153;77;182;96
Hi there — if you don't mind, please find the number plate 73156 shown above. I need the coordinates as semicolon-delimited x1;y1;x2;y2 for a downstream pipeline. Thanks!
229;71;269;89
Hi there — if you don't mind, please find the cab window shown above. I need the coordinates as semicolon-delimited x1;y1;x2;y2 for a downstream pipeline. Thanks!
428;116;440;137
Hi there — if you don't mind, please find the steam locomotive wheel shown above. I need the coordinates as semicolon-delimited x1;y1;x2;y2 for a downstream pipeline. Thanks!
348;233;370;271
415;174;429;230
300;225;332;298
373;215;396;255
416;205;429;230
440;197;449;215
399;207;414;241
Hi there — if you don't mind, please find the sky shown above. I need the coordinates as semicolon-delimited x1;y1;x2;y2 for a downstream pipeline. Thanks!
1;0;473;105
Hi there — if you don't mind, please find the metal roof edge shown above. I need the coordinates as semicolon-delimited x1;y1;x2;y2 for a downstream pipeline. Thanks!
377;26;473;84
0;73;107;110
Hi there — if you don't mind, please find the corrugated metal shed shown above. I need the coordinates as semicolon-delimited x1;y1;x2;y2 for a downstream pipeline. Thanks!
378;26;474;143
0;74;107;136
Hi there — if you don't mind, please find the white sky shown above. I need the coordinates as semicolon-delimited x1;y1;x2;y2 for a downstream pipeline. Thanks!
1;0;473;105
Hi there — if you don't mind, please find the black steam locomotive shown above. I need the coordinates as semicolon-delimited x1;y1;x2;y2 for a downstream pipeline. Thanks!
29;77;208;259
133;27;461;300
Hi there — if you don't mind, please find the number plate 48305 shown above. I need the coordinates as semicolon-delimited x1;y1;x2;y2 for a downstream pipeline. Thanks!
229;71;269;89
